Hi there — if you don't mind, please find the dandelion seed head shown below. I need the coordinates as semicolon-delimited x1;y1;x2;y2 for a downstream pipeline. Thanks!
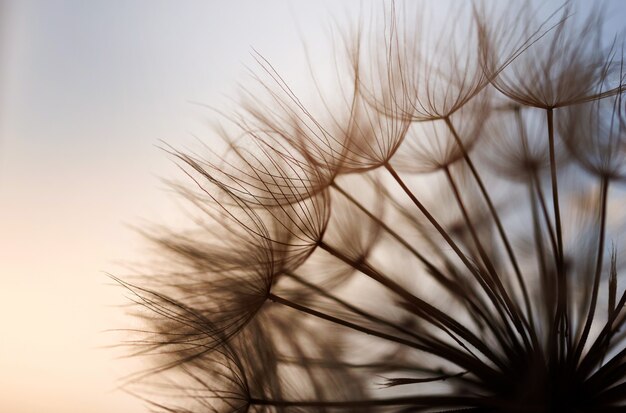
119;2;626;412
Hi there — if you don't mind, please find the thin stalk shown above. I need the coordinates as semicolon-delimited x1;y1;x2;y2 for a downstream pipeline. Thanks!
332;181;496;329
531;168;568;359
545;109;563;258
444;166;533;352
317;240;506;369
331;182;448;282
531;171;559;260
267;292;500;379
584;343;626;395
378;182;510;339
287;271;492;368
276;357;437;372
248;395;478;408
577;290;626;379
442;167;502;283
384;162;524;350
546;107;568;360
531;169;569;356
384;163;474;272
528;179;551;331
286;272;425;343
268;293;424;350
445;117;534;328
573;175;610;365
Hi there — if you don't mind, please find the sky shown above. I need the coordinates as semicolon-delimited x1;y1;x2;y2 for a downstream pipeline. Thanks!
1;1;625;413
0;1;351;412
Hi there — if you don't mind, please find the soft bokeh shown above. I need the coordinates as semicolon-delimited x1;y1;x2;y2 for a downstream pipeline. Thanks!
1;1;625;412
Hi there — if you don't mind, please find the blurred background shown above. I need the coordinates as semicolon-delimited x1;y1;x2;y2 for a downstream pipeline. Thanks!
1;1;625;412
0;1;350;411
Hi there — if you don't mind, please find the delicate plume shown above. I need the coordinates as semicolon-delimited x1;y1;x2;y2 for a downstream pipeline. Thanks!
119;2;626;412
478;2;625;109
560;90;626;181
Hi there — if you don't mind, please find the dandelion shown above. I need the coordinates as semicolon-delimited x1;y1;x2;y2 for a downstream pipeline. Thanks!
120;1;626;412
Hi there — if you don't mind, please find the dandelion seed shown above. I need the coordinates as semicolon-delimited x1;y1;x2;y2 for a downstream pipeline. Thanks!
119;2;626;412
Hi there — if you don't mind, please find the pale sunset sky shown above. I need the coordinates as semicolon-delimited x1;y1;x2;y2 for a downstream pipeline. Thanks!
1;1;625;412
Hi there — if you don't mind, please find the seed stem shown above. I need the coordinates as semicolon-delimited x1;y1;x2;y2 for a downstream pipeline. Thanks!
573;175;610;365
444;116;534;330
